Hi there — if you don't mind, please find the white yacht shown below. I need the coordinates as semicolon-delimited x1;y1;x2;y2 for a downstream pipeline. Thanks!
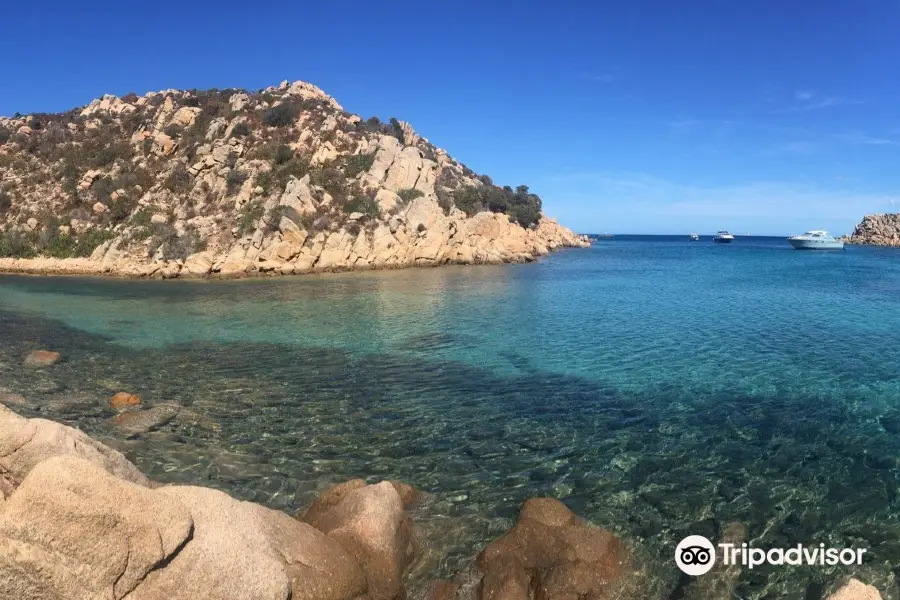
787;230;844;250
713;230;735;243
689;232;700;241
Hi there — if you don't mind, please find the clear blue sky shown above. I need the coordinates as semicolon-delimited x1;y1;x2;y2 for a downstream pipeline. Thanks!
2;0;899;235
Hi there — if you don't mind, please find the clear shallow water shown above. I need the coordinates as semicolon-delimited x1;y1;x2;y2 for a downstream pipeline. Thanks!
3;236;900;598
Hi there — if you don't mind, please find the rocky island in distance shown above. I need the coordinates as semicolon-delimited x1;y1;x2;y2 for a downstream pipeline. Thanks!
0;80;588;279
845;213;900;247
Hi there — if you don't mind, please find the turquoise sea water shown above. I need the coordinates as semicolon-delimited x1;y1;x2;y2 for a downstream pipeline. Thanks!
3;235;900;598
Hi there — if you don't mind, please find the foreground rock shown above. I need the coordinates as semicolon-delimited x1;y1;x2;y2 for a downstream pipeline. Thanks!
0;80;588;281
475;497;626;600
848;213;900;247
0;406;415;600
0;405;888;599
301;479;420;600
0;403;149;486
828;579;883;600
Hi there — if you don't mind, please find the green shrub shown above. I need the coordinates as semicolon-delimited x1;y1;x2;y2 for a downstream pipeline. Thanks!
397;188;423;203
226;169;248;196
342;153;375;178
91;177;116;204
0;230;38;258
273;157;310;190
164;123;182;139
450;183;543;228
389;117;405;142
148;223;206;261
82;133;133;168
180;113;213;160
342;190;379;217
310;167;348;204
164;165;193;194
362;116;382;132
263;102;298;127
106;197;138;224
73;229;114;257
130;208;153;227
131;226;152;241
237;201;264;236
230;122;251;138
0;224;112;259
273;144;293;165
436;189;453;215
254;171;275;195
270;205;302;226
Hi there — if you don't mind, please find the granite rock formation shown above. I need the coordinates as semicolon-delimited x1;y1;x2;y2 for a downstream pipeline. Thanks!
0;81;589;279
848;213;900;247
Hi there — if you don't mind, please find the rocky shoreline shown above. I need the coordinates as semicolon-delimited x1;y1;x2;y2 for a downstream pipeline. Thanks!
0;213;590;280
0;375;884;600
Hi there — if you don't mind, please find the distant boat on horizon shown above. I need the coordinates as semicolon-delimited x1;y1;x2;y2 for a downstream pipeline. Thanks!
689;232;700;241
714;230;735;244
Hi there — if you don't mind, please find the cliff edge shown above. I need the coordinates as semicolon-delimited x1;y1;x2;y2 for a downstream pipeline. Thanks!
0;80;588;279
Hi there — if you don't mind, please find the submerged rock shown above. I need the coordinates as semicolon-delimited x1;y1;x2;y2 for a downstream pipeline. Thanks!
109;391;142;409
0;391;26;407
476;497;626;600
110;403;180;435
427;580;459;600
24;350;60;367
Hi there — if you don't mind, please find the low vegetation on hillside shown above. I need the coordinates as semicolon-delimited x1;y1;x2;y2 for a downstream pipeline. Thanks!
0;80;581;275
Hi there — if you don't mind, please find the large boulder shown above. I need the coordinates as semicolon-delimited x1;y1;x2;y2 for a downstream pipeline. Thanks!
301;481;420;600
0;455;371;600
0;456;192;600
475;498;626;600
128;486;292;600
280;175;318;217
183;251;215;276
0;404;149;487
250;503;367;600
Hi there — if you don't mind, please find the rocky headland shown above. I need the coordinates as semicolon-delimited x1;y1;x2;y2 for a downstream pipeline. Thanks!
846;214;900;247
0;81;588;279
0;389;883;600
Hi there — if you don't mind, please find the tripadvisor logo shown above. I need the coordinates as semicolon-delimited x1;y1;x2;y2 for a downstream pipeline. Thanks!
675;535;867;576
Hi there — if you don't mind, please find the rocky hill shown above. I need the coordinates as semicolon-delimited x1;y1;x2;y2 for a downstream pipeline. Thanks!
0;80;588;278
847;213;900;247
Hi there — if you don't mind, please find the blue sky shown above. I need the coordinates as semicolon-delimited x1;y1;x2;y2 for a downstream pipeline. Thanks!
2;0;899;235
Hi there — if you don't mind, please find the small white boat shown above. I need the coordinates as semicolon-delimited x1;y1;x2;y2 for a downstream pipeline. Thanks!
689;233;699;241
787;230;844;250
713;230;734;243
